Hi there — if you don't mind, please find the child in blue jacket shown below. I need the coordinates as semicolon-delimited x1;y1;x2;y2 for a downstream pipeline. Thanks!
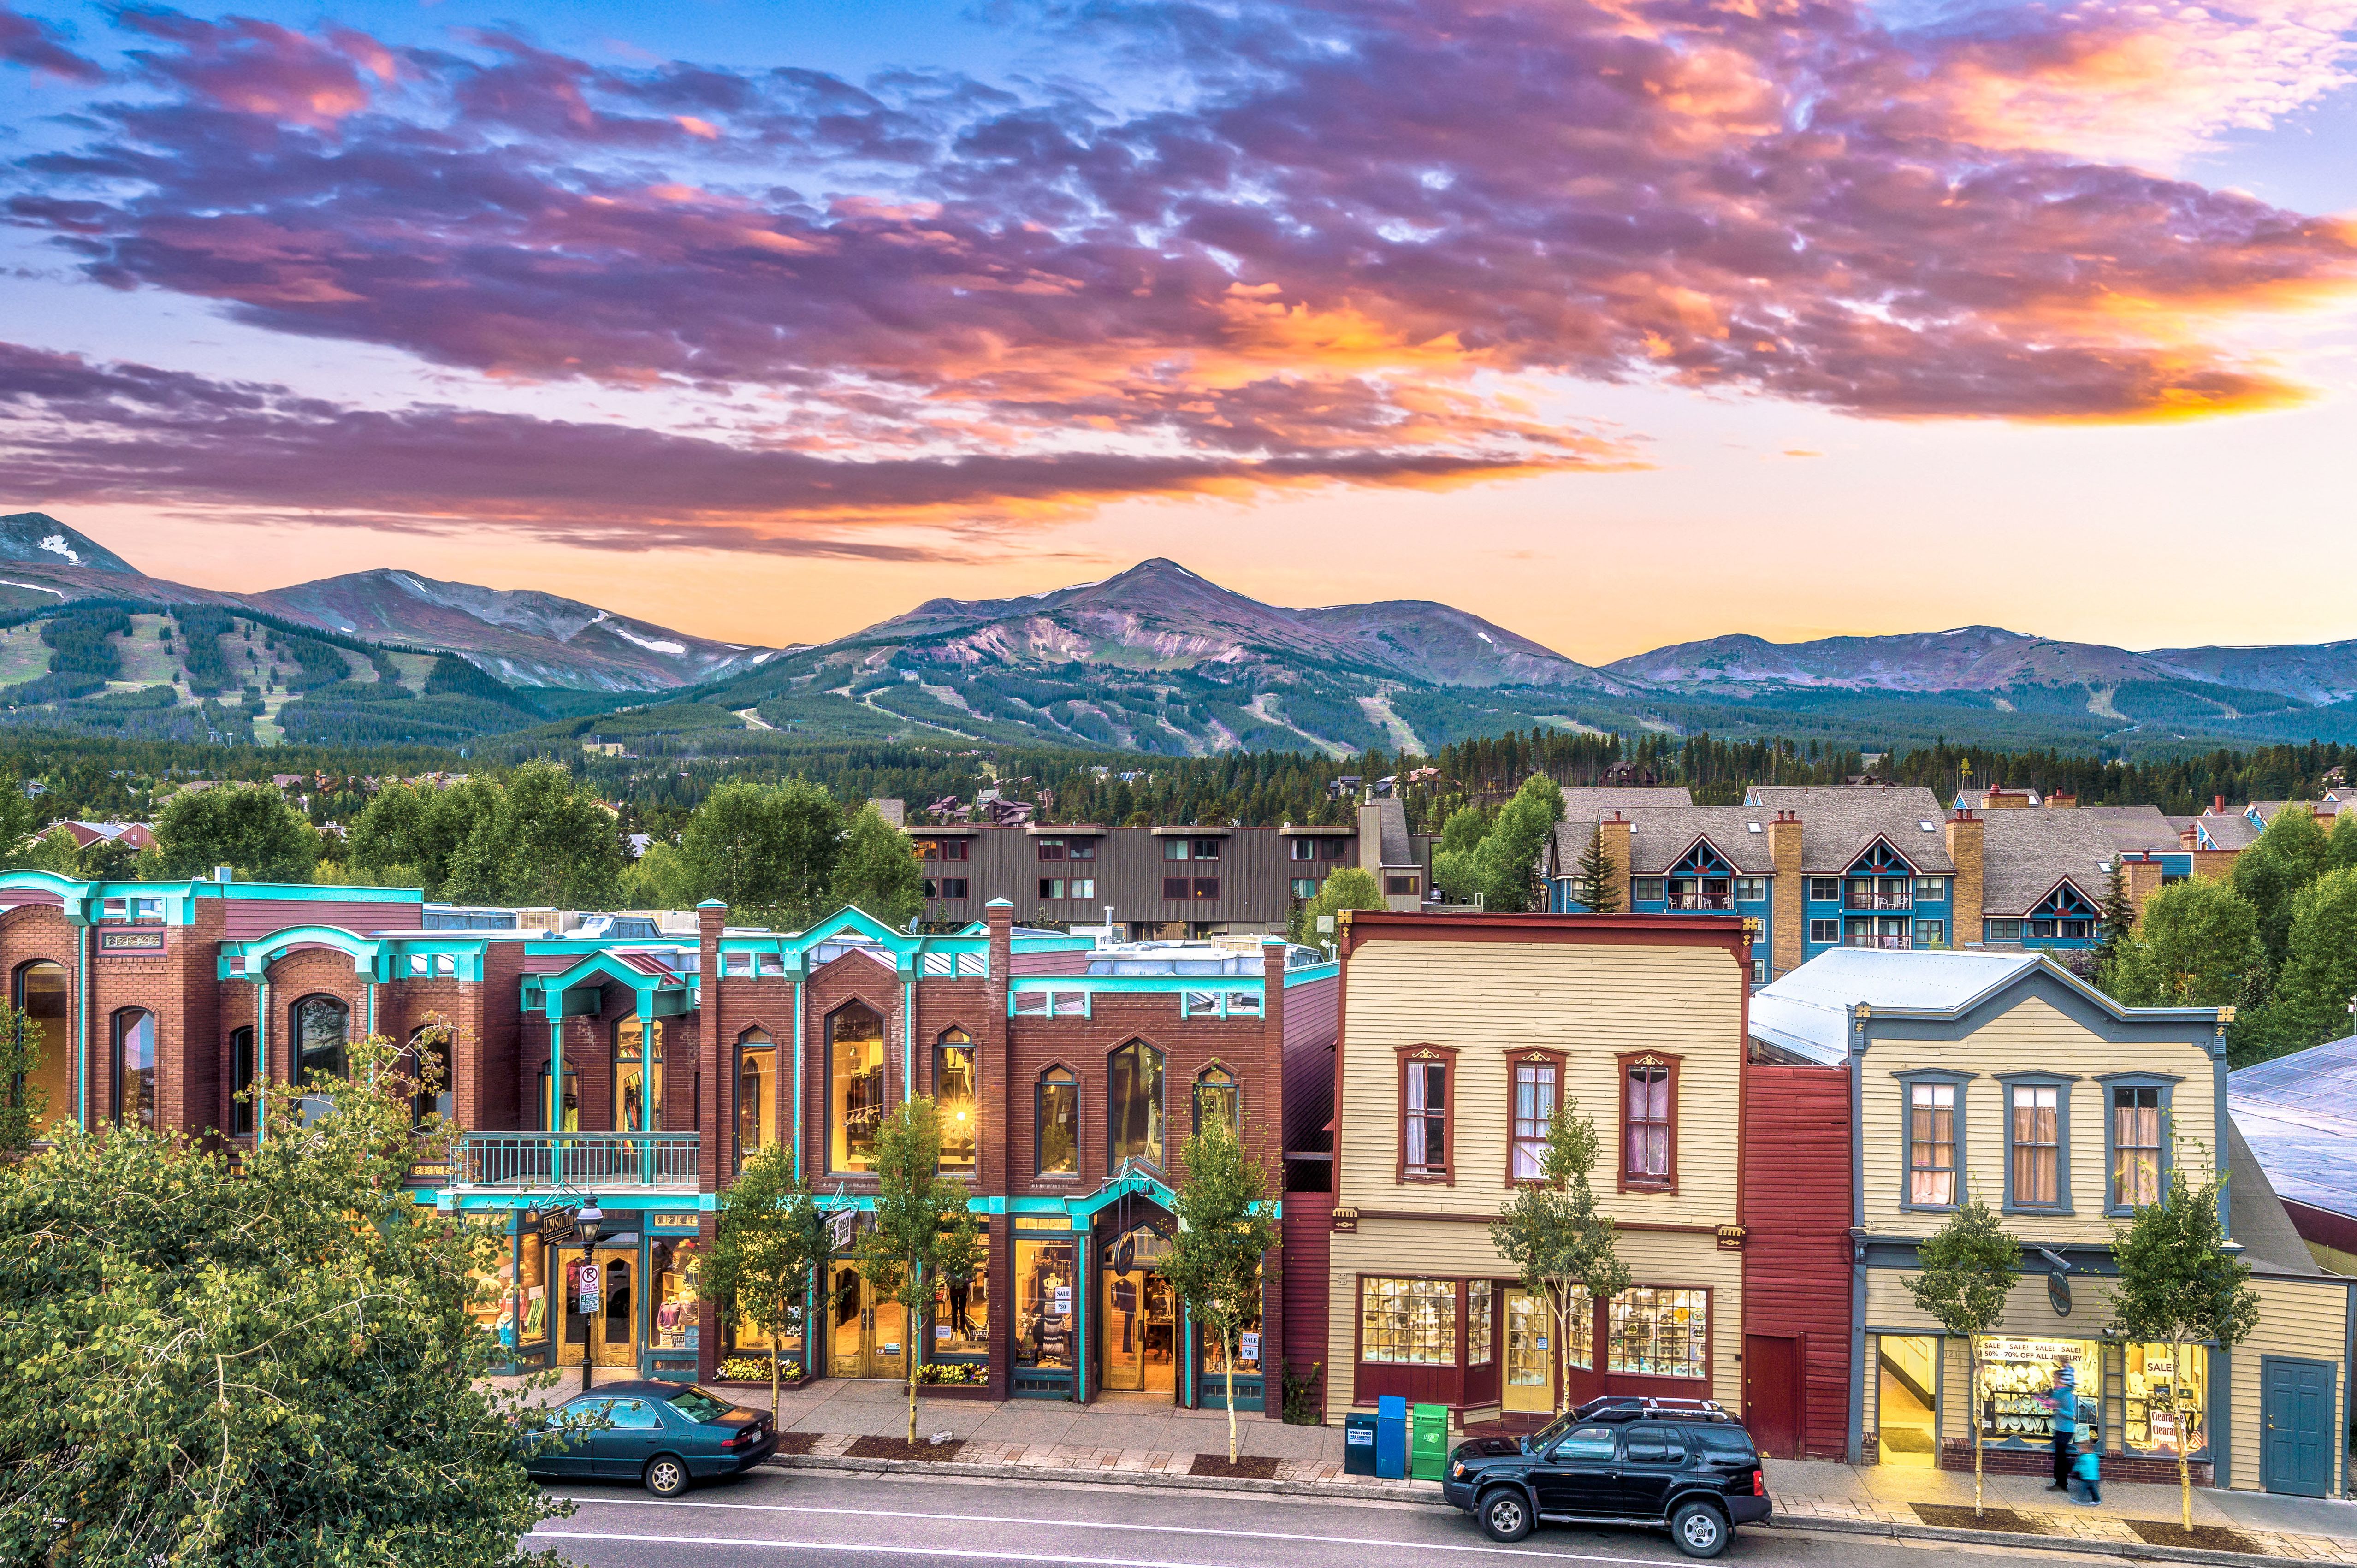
2069;1425;2102;1505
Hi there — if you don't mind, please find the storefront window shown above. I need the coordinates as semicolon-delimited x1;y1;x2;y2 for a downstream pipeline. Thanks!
737;1029;776;1170
615;1018;664;1134
1109;1040;1165;1169
113;1008;158;1131
1205;1288;1262;1376
1468;1281;1493;1366
14;960;68;1137
1014;1237;1077;1368
292;995;346;1124
2125;1343;2208;1456
539;1065;580;1132
1977;1337;2096;1444
1607;1288;1706;1379
651;1240;702;1354
1361;1278;1456;1365
472;1233;547;1356
930;1235;990;1354
728;1302;805;1365
936;1029;977;1173
1037;1068;1078;1175
829;1004;887;1173
227;1025;256;1136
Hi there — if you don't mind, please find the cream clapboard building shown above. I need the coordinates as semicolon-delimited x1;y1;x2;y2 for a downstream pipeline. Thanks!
1752;949;2353;1494
1326;911;1752;1426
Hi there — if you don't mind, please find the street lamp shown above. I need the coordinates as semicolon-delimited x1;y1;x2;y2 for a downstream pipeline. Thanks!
577;1201;605;1394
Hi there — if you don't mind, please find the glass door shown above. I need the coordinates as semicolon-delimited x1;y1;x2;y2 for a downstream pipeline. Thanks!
827;1262;908;1380
1504;1289;1552;1413
590;1247;638;1368
1103;1268;1145;1390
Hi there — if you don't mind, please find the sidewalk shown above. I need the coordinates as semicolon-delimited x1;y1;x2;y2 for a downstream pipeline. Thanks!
504;1375;2357;1563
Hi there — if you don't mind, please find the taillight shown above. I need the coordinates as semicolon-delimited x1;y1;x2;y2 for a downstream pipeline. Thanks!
1752;1469;1767;1496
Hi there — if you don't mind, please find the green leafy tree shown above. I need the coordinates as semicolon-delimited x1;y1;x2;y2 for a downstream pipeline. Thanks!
2232;805;2330;970
348;779;502;897
2244;867;2357;1063
439;763;625;909
2109;1157;2258;1532
21;825;89;877
1162;1119;1281;1462
1290;865;1385;947
1488;1097;1630;1416
2106;879;2264;1011
1431;805;1492;904
154;783;320;882
1471;774;1564;912
619;839;691;909
867;1097;981;1443
0;1031;572;1564
1574;822;1621;913
704;1142;823;1417
2328;807;2357;872
678;779;842;928
1905;1195;2021;1517
0;771;38;867
832;801;923;929
0;996;45;1155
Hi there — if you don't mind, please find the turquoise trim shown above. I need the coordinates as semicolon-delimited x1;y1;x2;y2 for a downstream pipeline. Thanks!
219;924;384;980
522;949;693;1018
427;1189;713;1213
1284;961;1339;986
1010;934;1095;954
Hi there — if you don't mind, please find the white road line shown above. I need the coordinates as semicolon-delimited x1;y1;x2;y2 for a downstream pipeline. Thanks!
530;1528;1659;1567
541;1498;1661;1562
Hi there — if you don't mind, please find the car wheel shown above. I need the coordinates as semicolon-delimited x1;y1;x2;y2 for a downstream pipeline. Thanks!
1477;1488;1533;1543
1669;1500;1730;1559
643;1455;691;1498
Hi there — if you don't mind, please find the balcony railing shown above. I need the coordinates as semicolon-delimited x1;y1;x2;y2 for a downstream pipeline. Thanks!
1665;894;1733;911
449;1131;699;1191
1844;893;1911;911
1846;935;1912;950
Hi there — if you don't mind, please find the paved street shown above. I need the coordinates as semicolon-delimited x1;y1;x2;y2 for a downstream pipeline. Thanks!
527;1469;2190;1567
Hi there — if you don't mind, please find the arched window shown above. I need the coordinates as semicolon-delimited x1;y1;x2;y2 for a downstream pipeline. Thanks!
827;1003;887;1173
112;1009;156;1131
936;1028;977;1173
615;1017;664;1134
1036;1066;1078;1176
227;1026;256;1136
737;1028;776;1171
292;995;349;1125
11;960;67;1138
1193;1064;1241;1137
1107;1040;1164;1170
410;1025;452;1126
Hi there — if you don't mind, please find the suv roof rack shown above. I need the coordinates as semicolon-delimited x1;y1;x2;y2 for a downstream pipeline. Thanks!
1571;1396;1736;1424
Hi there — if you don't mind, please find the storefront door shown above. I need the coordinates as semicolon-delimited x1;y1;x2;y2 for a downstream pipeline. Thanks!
828;1262;908;1381
1504;1290;1553;1413
592;1247;638;1368
1876;1335;1939;1468
1100;1266;1177;1393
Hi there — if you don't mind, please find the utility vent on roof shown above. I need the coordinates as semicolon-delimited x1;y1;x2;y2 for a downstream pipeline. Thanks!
1919;822;1937;831
1747;822;1762;833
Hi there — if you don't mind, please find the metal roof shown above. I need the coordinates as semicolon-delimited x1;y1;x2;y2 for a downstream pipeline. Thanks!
2230;1034;2357;1220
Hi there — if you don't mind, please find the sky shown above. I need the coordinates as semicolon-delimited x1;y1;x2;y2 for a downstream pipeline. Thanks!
1;0;2353;665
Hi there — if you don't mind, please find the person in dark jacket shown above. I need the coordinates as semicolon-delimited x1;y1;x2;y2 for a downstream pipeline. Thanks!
2046;1363;2078;1491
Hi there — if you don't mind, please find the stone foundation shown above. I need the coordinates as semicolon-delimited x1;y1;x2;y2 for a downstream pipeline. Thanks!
1941;1439;2212;1488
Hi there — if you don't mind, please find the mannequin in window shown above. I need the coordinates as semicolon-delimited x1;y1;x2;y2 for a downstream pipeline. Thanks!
1111;1272;1138;1355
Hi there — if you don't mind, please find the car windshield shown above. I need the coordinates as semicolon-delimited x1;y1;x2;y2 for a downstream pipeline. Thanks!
666;1387;733;1424
1525;1412;1580;1453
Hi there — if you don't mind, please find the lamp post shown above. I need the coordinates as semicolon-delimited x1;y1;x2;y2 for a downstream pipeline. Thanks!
577;1201;604;1394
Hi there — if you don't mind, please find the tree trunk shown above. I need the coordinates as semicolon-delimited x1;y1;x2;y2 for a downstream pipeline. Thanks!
2177;1339;2192;1533
1970;1337;1984;1518
1555;1286;1571;1416
1226;1324;1239;1464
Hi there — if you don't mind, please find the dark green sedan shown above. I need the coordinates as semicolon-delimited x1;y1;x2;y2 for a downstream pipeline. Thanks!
522;1380;777;1497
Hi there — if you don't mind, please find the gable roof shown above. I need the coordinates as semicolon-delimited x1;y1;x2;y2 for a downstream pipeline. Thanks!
1974;808;2122;917
1558;786;1694;814
2230;1033;2357;1221
2072;804;2183;856
2191;814;2261;850
1749;945;2214;1038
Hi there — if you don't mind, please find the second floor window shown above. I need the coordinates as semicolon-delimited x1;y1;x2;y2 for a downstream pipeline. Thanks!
614;1017;664;1133
1037;1066;1078;1175
737;1029;776;1169
1108;1039;1164;1169
829;1003;887;1173
1909;1082;1957;1206
2011;1085;2059;1206
1403;1054;1449;1180
1194;1064;1241;1135
293;995;349;1126
1510;1059;1558;1180
113;1009;157;1132
228;1024;256;1137
1622;1058;1673;1186
936;1029;977;1172
2113;1085;2164;1209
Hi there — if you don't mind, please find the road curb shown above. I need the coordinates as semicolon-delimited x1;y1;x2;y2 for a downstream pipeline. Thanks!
766;1455;2353;1566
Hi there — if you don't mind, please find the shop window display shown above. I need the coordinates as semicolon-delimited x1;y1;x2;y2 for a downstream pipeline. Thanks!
615;1018;664;1133
2125;1343;2207;1456
1977;1337;2096;1443
1467;1280;1493;1366
1204;1295;1262;1376
830;1005;888;1172
1014;1237;1077;1368
475;1237;547;1356
936;1029;977;1172
1607;1287;1706;1379
930;1237;990;1355
651;1240;703;1354
14;960;68;1136
1361;1277;1456;1365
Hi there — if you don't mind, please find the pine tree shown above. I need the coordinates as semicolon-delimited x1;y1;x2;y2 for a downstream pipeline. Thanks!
2096;860;2136;983
1575;822;1620;913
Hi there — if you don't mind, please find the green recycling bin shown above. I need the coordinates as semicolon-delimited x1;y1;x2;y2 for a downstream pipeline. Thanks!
1410;1403;1450;1481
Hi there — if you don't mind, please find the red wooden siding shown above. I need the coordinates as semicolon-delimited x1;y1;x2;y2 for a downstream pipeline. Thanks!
1741;1062;1852;1458
222;896;422;940
1279;1205;1331;1413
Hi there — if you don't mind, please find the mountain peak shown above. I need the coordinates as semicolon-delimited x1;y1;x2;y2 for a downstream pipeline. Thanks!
0;513;138;575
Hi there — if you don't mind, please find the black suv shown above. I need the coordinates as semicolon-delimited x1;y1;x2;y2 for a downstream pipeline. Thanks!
1441;1397;1771;1559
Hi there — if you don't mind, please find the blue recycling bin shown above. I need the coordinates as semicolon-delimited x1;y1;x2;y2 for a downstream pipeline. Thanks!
1343;1411;1379;1476
1375;1394;1408;1479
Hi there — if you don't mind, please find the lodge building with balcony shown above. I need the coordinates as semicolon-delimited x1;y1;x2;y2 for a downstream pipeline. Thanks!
0;867;1332;1411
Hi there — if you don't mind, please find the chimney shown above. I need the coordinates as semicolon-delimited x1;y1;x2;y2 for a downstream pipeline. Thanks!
1944;810;1984;947
2119;855;2163;929
1599;813;1633;914
2213;794;2227;817
2047;792;2077;810
2181;822;2202;852
1766;809;1804;980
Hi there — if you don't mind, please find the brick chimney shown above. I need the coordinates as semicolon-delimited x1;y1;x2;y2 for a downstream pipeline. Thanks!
1944;811;1984;947
1766;809;1804;980
2046;792;2077;810
2118;855;2163;927
1599;812;1633;913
